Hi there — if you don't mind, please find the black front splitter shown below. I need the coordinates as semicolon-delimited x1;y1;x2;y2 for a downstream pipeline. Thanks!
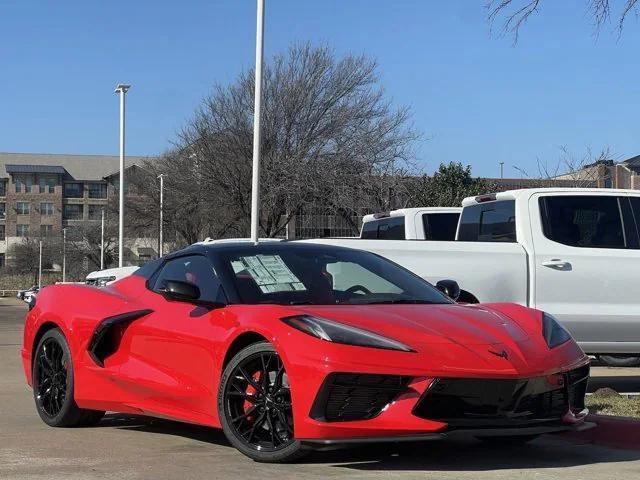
300;421;597;450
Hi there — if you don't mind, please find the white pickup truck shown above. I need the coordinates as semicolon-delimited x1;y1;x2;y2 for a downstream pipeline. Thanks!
306;188;640;366
360;207;461;240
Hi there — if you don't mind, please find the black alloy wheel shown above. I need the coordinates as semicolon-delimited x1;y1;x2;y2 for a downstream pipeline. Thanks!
32;328;105;427
219;342;306;462
35;336;68;417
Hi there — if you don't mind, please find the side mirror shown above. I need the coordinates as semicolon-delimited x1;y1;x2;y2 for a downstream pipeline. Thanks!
436;279;461;302
160;280;201;303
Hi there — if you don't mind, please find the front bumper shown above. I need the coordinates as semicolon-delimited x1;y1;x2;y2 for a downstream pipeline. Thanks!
284;340;591;441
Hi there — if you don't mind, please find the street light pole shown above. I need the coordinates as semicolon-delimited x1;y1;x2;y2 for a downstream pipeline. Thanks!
62;227;66;282
158;174;164;257
38;240;42;289
100;208;105;270
115;83;131;267
250;0;265;244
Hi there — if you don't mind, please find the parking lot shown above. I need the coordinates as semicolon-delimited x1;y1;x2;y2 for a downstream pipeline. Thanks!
2;298;640;480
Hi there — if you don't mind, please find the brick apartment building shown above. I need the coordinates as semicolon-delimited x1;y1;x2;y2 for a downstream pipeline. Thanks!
0;152;156;269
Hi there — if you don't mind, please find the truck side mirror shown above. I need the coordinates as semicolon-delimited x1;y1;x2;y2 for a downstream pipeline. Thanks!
436;280;461;302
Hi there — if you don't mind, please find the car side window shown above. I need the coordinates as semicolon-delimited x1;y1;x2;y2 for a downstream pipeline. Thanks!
540;196;627;249
153;255;225;303
458;201;516;242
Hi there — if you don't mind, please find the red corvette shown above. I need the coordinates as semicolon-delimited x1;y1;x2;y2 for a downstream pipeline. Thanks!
21;242;592;462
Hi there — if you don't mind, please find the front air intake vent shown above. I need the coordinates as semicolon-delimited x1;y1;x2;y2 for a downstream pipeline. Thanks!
310;373;411;422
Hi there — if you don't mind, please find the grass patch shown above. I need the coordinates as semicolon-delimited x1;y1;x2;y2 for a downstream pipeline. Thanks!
586;394;640;418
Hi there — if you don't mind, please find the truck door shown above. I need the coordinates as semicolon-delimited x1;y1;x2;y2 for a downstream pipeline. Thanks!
530;193;640;353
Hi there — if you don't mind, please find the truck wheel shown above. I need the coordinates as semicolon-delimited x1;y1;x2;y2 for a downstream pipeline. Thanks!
598;355;640;368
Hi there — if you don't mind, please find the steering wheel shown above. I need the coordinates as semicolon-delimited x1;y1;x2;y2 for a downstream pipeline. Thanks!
345;285;371;295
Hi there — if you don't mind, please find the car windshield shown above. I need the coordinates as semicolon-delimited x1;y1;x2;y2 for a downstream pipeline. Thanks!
219;245;451;306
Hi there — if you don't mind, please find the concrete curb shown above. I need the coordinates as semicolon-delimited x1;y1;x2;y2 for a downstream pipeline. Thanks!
558;414;640;450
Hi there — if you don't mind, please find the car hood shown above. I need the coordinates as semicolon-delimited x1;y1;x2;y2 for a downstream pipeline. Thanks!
286;303;532;348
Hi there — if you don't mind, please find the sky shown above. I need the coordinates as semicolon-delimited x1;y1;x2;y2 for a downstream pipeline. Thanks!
1;0;639;178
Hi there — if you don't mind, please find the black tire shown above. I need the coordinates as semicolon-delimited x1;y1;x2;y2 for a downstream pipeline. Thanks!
32;328;105;427
477;434;540;446
598;355;640;368
218;341;307;463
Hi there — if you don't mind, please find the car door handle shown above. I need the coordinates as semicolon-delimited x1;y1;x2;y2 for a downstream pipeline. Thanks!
542;259;571;269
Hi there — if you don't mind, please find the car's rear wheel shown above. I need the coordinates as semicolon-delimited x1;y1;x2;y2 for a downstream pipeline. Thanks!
33;328;105;427
218;341;306;463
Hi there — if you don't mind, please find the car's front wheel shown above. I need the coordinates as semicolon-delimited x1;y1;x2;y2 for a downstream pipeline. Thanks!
32;328;105;427
218;341;306;462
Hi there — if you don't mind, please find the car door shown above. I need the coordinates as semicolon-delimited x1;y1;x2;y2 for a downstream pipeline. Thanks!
115;254;228;420
530;193;640;353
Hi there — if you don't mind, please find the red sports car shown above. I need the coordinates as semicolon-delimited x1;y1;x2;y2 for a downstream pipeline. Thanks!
21;242;592;462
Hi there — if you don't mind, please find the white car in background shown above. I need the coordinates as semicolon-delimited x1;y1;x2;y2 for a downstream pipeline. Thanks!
85;266;139;286
360;207;461;240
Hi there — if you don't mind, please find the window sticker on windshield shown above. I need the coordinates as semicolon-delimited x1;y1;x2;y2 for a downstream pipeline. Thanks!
235;255;306;293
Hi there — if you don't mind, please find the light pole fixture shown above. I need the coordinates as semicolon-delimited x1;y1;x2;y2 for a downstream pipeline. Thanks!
158;173;164;257
38;240;42;289
100;208;105;270
62;227;66;282
250;0;265;243
115;83;131;267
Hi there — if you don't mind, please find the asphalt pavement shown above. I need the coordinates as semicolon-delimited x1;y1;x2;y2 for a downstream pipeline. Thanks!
1;297;639;480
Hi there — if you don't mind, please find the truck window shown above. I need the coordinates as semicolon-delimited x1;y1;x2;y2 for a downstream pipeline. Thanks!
540;196;626;249
360;216;405;240
422;213;460;240
458;201;516;242
631;198;640;238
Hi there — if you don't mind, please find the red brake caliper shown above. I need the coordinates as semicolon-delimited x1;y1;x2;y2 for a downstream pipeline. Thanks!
243;371;262;420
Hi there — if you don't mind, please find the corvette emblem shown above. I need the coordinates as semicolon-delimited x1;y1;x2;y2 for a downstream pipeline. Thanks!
488;349;509;360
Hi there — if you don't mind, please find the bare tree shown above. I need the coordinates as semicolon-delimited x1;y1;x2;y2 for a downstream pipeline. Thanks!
513;145;616;186
128;44;418;242
487;0;639;41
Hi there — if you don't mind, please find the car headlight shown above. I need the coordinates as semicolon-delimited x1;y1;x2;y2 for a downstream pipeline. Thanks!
281;315;414;352
542;312;572;349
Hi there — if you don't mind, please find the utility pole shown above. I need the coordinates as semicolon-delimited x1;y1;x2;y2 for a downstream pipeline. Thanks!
100;208;105;270
62;227;66;282
38;240;42;289
115;83;131;267
158;174;164;257
250;0;265;244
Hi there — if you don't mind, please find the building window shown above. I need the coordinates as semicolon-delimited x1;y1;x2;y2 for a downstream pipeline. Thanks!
39;176;57;193
88;204;103;220
14;174;33;193
0;202;5;219
0;224;5;240
16;224;29;237
63;204;84;220
0;253;5;268
88;183;107;198
40;202;54;216
16;202;30;215
64;182;84;198
40;225;53;237
0;179;6;196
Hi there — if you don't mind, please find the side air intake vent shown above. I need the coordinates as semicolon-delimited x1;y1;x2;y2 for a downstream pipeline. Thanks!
87;309;153;367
